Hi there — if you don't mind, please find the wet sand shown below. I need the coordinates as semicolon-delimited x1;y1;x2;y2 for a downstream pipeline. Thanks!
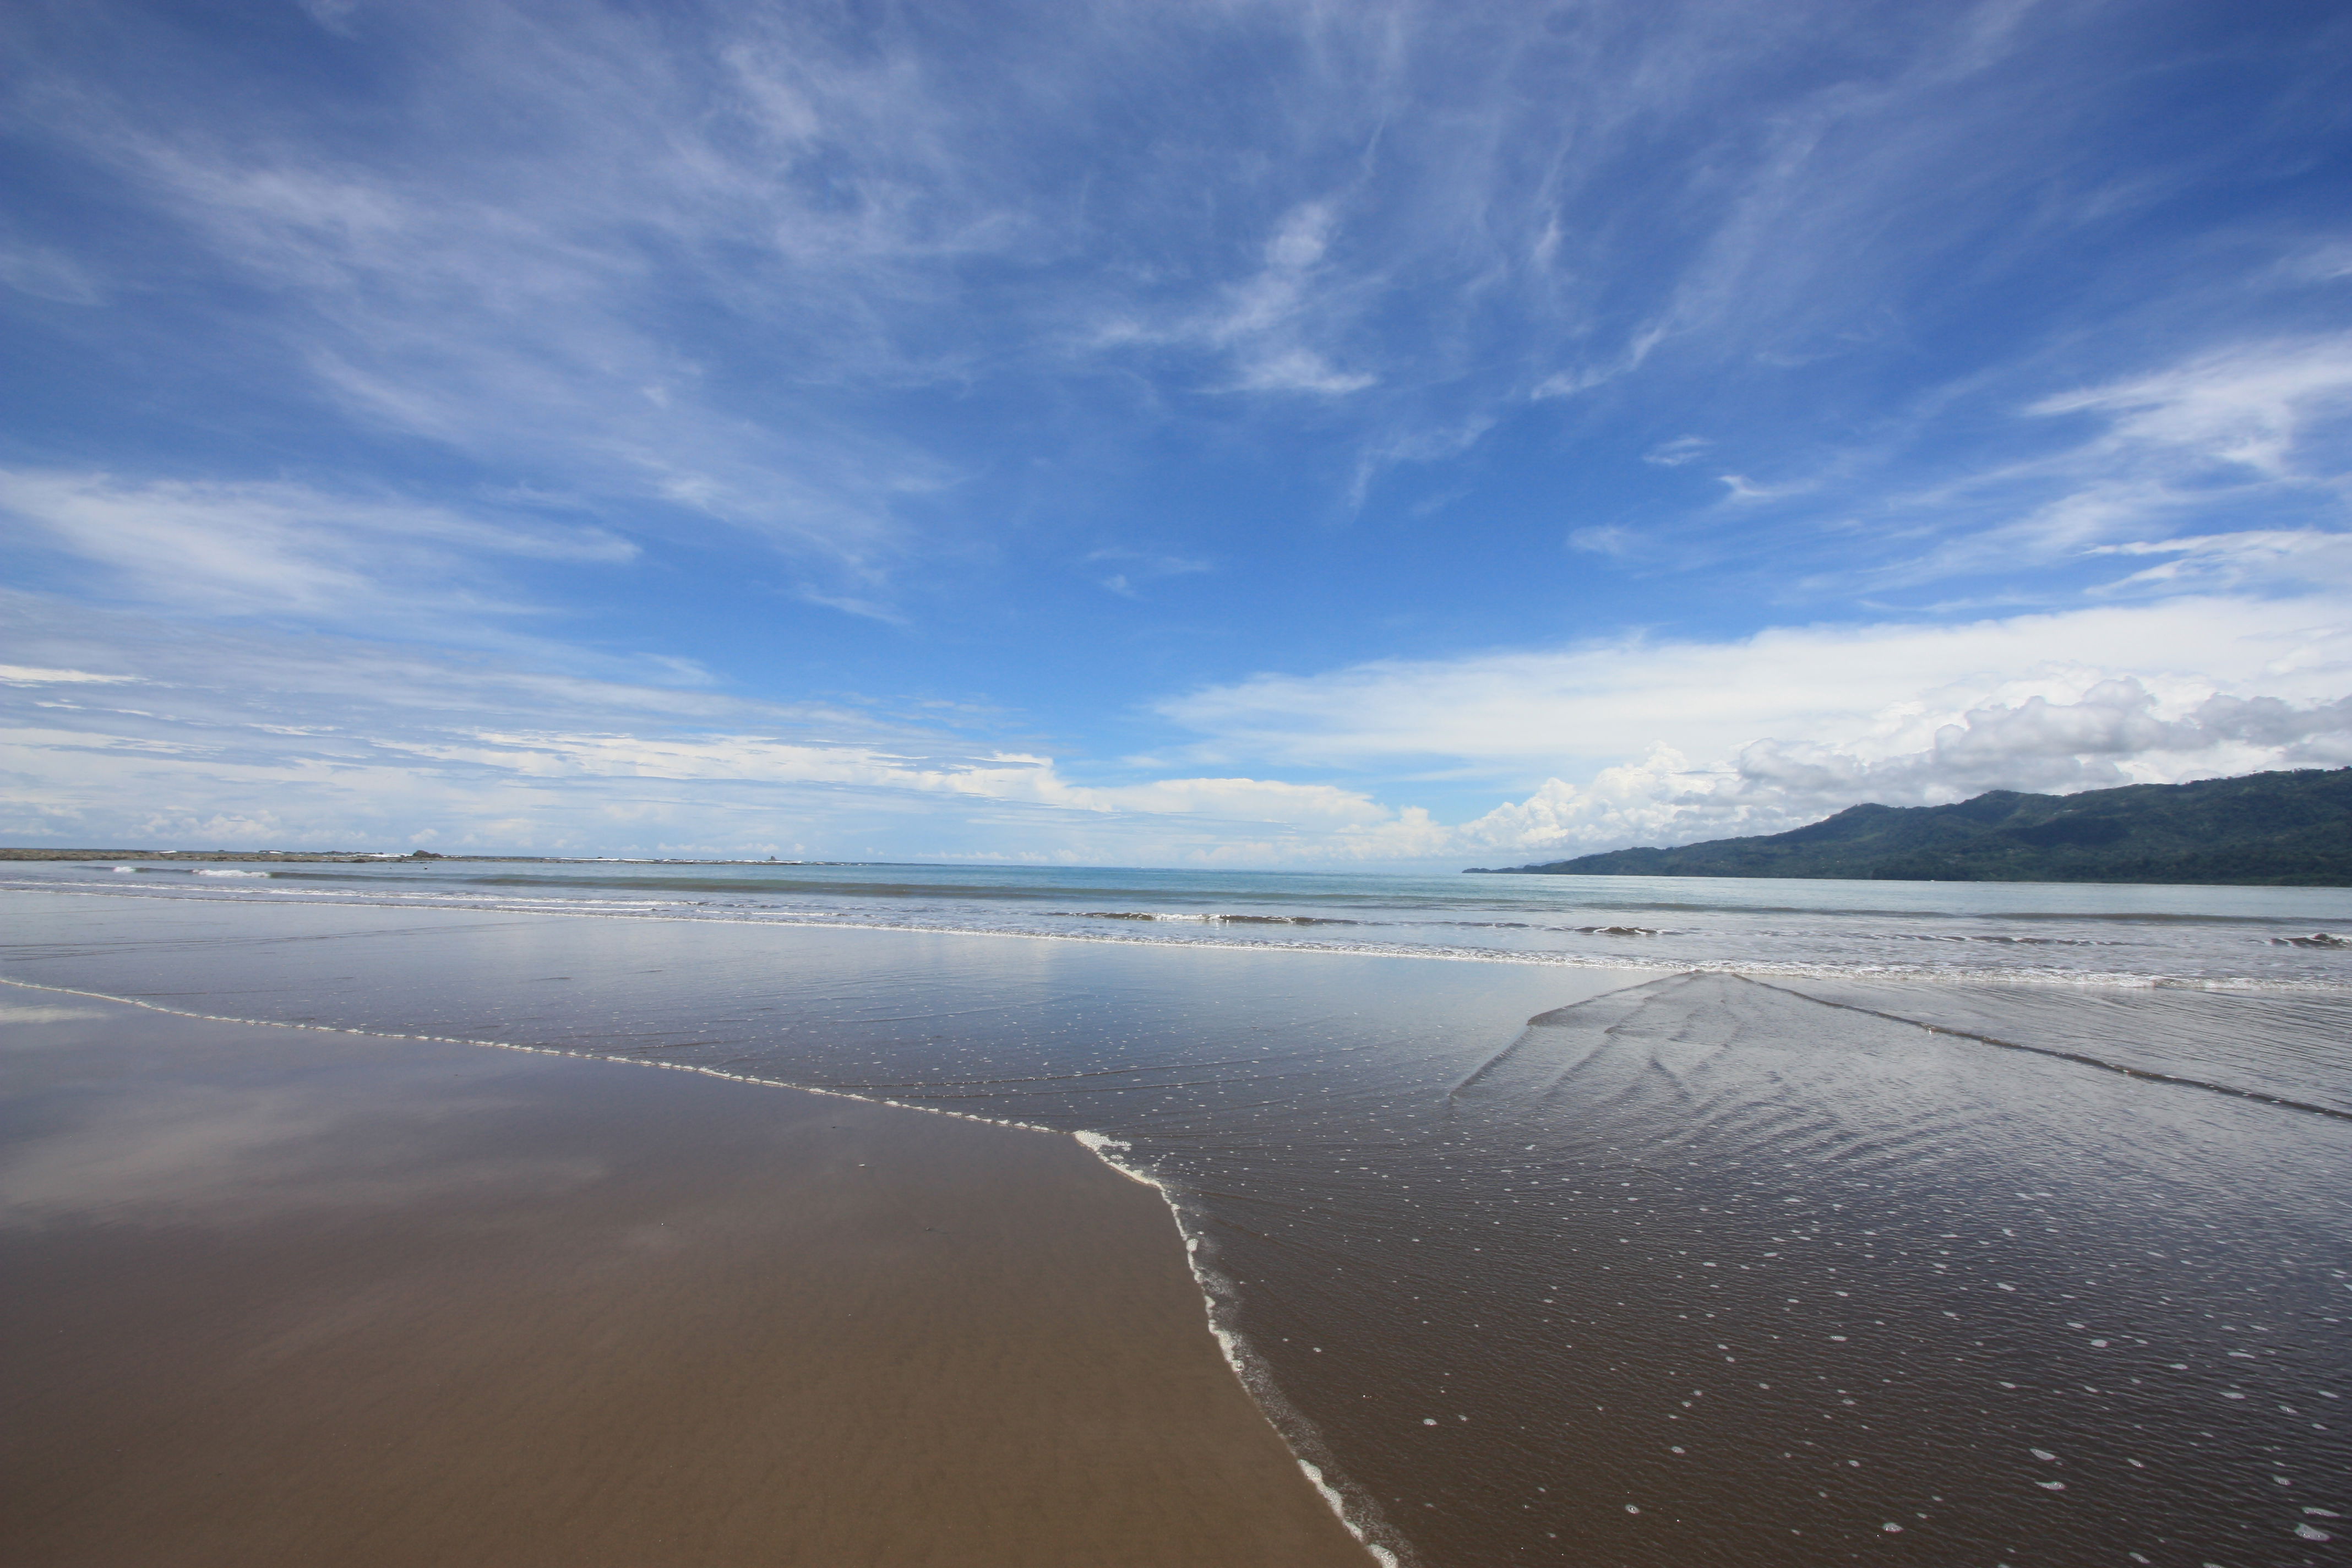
0;991;1370;1567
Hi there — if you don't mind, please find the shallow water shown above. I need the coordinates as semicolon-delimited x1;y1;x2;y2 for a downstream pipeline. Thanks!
2;884;2346;1566
10;857;2352;987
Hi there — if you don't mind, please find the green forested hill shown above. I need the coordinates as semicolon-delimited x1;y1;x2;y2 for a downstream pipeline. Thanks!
1468;767;2352;886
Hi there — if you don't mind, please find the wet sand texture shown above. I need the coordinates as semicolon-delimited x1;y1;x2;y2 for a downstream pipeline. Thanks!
1225;970;2352;1566
0;997;1369;1568
11;896;2346;1566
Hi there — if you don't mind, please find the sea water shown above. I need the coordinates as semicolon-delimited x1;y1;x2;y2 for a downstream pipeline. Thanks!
3;863;2347;1565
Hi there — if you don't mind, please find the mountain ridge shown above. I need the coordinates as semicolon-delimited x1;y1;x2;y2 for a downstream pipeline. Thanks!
1465;766;2352;886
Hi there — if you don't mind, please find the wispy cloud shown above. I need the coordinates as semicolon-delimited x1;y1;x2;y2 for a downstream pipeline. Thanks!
1642;436;1712;467
4;1;2346;863
1086;199;1382;398
0;592;1445;862
1086;548;1213;598
13;3;995;594
1832;335;2352;592
0;241;102;304
12;0;2339;599
0;665;140;687
2086;529;2352;595
0;470;633;626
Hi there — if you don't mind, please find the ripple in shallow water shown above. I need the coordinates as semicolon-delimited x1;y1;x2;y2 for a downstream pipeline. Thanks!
1204;972;2351;1566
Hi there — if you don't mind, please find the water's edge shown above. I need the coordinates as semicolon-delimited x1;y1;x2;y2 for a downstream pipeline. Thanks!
0;968;1409;1566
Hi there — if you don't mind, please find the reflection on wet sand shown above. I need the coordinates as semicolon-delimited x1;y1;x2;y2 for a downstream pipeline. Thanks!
0;993;1369;1568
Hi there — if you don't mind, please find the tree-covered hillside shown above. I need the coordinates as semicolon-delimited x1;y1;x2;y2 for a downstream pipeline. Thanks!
1468;767;2352;885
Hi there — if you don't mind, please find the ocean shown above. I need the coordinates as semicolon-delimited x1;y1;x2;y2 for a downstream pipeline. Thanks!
4;859;2348;1565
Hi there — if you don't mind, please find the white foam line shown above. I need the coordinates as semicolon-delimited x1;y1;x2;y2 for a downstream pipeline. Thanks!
6;879;2346;996
0;974;1063;1135
0;970;1406;1566
1069;1129;1416;1568
1;880;1668;967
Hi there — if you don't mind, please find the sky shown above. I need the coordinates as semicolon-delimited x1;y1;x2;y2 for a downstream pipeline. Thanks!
3;0;2350;865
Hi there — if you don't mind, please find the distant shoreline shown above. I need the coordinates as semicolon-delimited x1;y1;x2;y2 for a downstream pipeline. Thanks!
0;848;874;867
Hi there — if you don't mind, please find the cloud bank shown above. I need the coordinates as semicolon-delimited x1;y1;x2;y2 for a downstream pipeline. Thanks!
4;590;2343;866
1166;595;2352;858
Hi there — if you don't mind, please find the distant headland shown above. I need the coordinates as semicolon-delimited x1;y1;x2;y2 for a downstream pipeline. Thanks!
1466;766;2352;886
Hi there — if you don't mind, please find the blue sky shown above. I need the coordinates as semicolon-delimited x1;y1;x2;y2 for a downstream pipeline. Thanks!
4;0;2350;863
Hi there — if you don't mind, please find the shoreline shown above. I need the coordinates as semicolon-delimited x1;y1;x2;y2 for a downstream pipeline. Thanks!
12;877;2351;999
2;969;1416;1561
1;985;1377;1566
0;848;925;866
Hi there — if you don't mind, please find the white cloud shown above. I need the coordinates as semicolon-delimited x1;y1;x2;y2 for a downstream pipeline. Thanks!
38;7;983;584
23;0;2327;612
1104;199;1381;397
297;0;360;35
0;243;102;304
2086;529;2352;594
7;588;2347;864
1850;336;2352;590
0;666;140;686
1455;679;2352;858
2028;335;2352;479
0;594;1445;863
1159;595;2352;856
379;727;1400;830
0;469;633;623
1642;436;1711;466
1744;679;2352;798
1087;548;1213;598
1158;596;2352;772
1233;349;1378;396
1453;748;1755;856
1717;473;1803;503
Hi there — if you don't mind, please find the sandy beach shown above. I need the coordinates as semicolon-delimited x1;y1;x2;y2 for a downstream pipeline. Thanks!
0;989;1369;1567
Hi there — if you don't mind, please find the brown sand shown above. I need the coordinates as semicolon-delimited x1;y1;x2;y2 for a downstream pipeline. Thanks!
0;991;1371;1567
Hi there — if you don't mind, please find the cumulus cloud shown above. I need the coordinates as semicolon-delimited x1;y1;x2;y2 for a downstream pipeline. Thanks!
1159;596;2352;771
1162;596;2352;857
1453;680;2352;858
